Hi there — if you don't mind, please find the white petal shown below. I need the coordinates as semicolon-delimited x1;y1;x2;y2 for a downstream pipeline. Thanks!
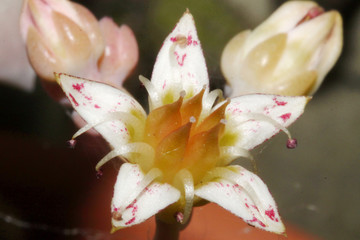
276;11;338;76
57;73;146;148
111;163;180;228
225;94;308;150
243;1;318;56
195;166;285;234
150;11;209;107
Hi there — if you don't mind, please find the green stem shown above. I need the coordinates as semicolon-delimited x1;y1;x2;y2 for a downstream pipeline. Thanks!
154;217;181;240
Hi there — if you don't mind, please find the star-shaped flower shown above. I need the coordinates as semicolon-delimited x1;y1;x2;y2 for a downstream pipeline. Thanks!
57;11;308;234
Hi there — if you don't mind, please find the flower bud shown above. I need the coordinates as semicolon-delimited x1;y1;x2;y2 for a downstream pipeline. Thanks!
221;1;343;96
20;0;104;82
0;0;35;91
98;17;139;89
20;0;139;102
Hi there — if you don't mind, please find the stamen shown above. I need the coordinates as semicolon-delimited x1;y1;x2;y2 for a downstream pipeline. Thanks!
139;75;161;110
220;119;227;125
175;169;194;224
95;142;155;171
220;146;257;173
67;139;76;148
243;113;293;142
220;146;253;164
72;111;144;141
287;138;298;149
189;116;196;123
180;90;186;98
95;170;103;179
122;168;162;211
175;212;184;223
200;89;224;121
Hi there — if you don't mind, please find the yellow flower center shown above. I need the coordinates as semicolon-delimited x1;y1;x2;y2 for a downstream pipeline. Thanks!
143;89;229;185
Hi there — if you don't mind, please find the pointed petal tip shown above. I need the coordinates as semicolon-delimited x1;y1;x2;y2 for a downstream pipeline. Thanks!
195;166;286;234
179;8;195;25
54;72;61;84
110;225;122;234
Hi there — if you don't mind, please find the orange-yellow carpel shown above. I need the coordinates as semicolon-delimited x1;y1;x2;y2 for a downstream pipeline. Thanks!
142;90;228;186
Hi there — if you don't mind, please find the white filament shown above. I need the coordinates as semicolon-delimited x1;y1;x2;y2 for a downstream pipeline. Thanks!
95;142;155;171
139;75;161;110
200;89;224;121
220;146;257;173
72;111;144;141
243;113;292;140
121;168;163;214
175;169;194;224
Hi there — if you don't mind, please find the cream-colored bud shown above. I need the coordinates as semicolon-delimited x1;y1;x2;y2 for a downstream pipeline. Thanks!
221;1;343;96
20;0;104;82
98;17;139;88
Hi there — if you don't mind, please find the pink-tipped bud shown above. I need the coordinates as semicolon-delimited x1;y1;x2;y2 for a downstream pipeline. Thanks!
98;18;139;89
20;0;139;104
221;1;343;96
20;0;104;82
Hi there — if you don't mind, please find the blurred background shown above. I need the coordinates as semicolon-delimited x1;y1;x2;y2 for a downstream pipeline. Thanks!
0;0;359;239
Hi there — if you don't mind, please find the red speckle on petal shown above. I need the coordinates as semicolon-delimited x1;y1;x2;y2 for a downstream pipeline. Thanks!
280;113;291;122
273;97;287;106
187;35;193;45
94;104;101;109
170;37;177;42
85;95;92;101
265;208;279;222
174;52;187;66
72;83;84;92
126;199;137;210
132;205;138;216
249;217;266;228
125;217;136;225
187;35;198;46
69;93;79;106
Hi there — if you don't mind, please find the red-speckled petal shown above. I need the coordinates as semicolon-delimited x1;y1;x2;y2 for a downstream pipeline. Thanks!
150;11;209;106
111;163;180;228
225;94;309;150
194;165;285;234
57;73;146;148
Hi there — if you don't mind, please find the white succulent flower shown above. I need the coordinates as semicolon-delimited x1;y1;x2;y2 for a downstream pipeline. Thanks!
57;11;309;234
